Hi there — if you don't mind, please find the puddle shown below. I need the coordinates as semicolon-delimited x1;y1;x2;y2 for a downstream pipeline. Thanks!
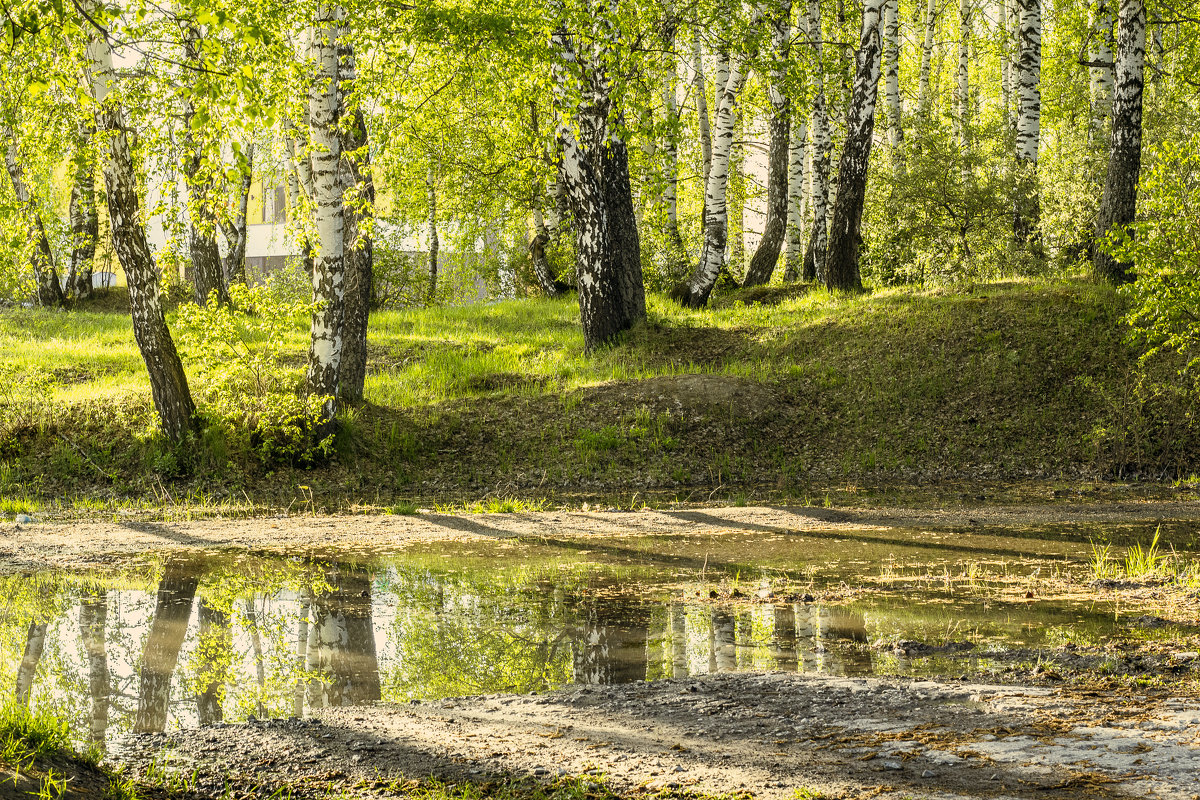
0;526;1167;751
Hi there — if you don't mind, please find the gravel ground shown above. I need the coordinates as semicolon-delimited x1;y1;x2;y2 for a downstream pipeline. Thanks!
115;672;1200;800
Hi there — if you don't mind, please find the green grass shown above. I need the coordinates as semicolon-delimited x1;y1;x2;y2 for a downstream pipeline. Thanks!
0;277;1188;514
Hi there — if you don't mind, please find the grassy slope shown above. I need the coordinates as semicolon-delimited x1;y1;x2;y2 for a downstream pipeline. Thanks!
0;278;1166;514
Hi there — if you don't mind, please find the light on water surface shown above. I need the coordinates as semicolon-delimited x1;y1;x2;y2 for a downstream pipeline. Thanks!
0;526;1142;751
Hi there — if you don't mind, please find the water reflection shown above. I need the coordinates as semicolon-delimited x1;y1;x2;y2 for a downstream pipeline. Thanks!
0;544;1124;749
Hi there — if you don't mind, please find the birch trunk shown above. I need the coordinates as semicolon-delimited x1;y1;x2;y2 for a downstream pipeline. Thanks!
552;26;629;349
883;0;905;173
955;0;971;149
182;26;228;307
528;103;572;297
1001;0;1013;126
67;126;98;300
783;118;808;282
85;10;197;441
336;27;373;405
220;145;252;286
824;0;885;293
804;0;832;282
427;171;439;300
307;4;346;426
1093;0;1145;284
674;56;750;307
1013;0;1043;250
693;28;712;226
134;558;199;733
1088;1;1115;147
917;0;939;115
661;15;683;250
4;137;65;307
79;587;109;749
745;0;793;287
603;132;646;324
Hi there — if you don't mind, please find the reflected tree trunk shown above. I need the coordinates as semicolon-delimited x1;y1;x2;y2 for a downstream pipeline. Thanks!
572;597;650;684
771;605;798;671
196;598;230;726
135;559;199;733
669;604;689;678
79;586;109;749
244;597;269;717
295;589;311;718
712;609;736;672
306;565;381;708
15;621;48;706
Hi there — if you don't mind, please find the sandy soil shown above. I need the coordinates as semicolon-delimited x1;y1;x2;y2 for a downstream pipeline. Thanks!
114;672;1200;800
4;501;1200;573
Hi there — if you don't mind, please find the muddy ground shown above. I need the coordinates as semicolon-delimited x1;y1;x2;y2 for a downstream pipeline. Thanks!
5;501;1200;574
115;672;1200;800
11;503;1200;799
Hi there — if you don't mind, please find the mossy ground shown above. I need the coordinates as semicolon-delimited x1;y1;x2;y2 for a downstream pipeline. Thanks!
2;278;1193;517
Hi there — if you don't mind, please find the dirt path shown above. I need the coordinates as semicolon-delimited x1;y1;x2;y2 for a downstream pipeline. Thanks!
114;672;1200;800
5;501;1199;573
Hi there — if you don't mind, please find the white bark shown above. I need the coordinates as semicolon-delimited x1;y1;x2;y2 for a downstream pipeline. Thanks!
1015;0;1041;165
917;0;939;114
783;119;808;282
955;0;971;148
804;0;832;280
306;3;346;423
1014;0;1043;246
692;28;713;204
1001;0;1013;125
883;0;904;171
1088;0;1115;146
679;54;751;306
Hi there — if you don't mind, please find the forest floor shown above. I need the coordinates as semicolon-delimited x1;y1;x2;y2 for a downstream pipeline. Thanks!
8;279;1200;516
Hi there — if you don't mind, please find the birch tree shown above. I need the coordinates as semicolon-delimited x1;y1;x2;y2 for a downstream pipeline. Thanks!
802;0;832;282
782;115;809;282
84;3;197;441
426;169;439;300
219;144;252;286
954;0;970;150
336;21;374;406
182;23;230;307
1013;0;1042;251
550;0;645;347
1093;0;1145;284
824;0;886;292
882;0;904;173
1088;1;1115;147
305;4;347;429
745;0;793;286
917;0;939;114
674;36;753;306
3;136;65;308
67;126;99;300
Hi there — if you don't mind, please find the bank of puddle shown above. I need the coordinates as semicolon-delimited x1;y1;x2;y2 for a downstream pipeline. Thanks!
0;523;1189;753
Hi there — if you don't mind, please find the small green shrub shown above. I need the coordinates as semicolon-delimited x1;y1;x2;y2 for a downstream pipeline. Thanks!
175;282;333;467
